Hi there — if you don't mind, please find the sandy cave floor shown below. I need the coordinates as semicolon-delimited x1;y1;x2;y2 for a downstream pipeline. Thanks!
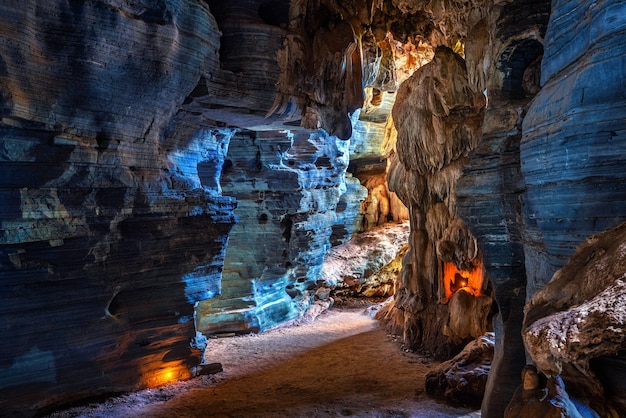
47;303;481;418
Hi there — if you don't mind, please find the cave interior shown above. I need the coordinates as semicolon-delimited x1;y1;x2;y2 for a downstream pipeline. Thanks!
1;0;626;417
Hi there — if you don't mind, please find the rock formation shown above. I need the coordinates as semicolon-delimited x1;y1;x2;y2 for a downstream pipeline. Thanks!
0;1;238;413
381;46;493;359
1;0;625;416
320;221;409;298
523;222;626;416
456;0;550;414
195;128;364;336
426;333;494;408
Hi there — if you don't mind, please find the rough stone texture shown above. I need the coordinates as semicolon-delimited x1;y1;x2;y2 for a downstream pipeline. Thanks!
2;0;626;415
319;221;409;298
382;46;492;358
425;333;494;408
523;222;626;416
196;129;365;336
0;1;238;414
520;0;626;295
456;1;551;416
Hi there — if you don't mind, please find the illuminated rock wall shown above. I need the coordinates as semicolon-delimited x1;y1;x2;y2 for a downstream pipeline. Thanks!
384;46;493;359
0;1;367;414
517;0;626;415
0;0;237;413
196;128;364;336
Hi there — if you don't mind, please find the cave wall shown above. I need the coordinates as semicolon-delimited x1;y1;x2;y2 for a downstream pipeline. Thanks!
0;0;371;413
196;128;364;335
0;0;238;413
2;0;625;415
521;0;626;294
517;0;626;414
456;1;550;415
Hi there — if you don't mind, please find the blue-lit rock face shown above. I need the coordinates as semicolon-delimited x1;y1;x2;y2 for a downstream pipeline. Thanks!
521;0;626;294
196;129;366;335
0;1;238;414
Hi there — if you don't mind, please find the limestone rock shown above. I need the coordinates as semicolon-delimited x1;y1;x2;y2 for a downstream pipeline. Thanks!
504;366;590;418
521;0;626;294
320;222;410;298
457;1;550;415
523;222;626;416
425;333;494;408
383;46;491;358
0;1;239;414
196;129;366;336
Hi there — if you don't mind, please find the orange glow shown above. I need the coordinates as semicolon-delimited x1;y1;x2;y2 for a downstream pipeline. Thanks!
142;363;191;388
442;260;484;303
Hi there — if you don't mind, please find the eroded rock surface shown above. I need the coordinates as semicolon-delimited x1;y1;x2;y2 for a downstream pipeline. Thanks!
0;1;239;414
196;129;365;336
456;1;550;415
521;0;626;295
504;366;588;418
320;221;410;298
382;46;491;358
523;222;626;416
426;333;494;408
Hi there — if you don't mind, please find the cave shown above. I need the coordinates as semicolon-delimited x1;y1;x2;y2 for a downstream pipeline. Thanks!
1;0;626;417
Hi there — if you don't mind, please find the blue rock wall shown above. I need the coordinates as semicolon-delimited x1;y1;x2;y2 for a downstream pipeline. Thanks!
521;0;626;295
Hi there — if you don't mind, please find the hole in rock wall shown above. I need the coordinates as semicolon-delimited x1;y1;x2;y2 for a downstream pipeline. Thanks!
441;260;484;303
258;0;289;27
498;39;543;100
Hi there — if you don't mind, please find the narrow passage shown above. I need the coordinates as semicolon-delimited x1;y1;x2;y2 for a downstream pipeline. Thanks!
50;305;481;417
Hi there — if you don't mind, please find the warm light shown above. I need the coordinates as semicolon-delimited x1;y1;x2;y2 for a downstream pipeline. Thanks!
441;260;484;303
142;362;191;388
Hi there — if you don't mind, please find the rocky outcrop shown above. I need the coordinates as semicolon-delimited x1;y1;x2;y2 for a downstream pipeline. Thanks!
426;333;494;408
320;221;409;298
523;222;626;416
383;46;492;358
195;128;366;336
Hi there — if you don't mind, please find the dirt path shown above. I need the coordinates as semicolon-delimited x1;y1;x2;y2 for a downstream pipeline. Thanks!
48;306;481;417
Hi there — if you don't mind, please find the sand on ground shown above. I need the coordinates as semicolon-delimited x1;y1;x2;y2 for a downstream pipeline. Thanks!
47;305;481;418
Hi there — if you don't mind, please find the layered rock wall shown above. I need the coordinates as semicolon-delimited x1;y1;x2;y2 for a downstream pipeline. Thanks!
196;128;365;335
516;0;626;414
0;0;238;413
521;0;626;294
456;1;550;415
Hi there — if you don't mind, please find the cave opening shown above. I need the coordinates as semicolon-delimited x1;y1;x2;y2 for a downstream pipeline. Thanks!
441;259;485;303
498;39;544;100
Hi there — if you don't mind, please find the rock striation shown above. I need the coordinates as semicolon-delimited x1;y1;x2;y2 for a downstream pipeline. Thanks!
196;128;365;336
520;0;626;297
1;0;626;415
0;0;238;413
457;0;550;415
